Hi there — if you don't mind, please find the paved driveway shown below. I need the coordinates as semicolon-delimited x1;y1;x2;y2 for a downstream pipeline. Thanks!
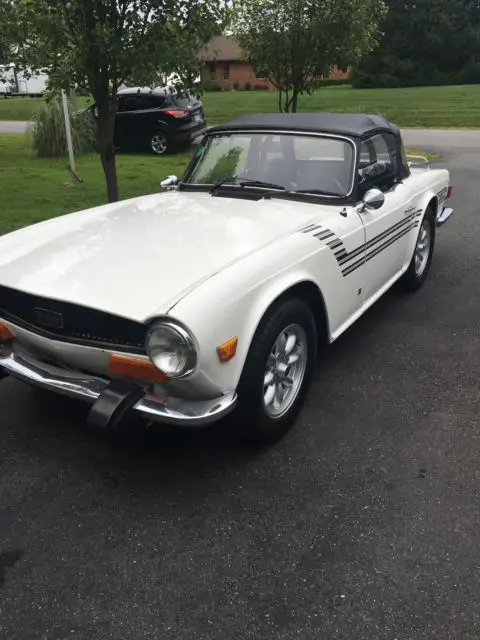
0;136;479;639
0;120;28;134
1;121;480;145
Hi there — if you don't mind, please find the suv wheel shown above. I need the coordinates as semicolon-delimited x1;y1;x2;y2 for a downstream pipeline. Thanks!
150;133;169;155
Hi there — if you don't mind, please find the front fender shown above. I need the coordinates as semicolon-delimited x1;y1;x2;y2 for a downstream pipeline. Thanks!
230;268;326;373
165;234;334;396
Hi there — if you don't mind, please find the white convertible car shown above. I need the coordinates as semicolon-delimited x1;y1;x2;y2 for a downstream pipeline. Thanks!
0;113;453;444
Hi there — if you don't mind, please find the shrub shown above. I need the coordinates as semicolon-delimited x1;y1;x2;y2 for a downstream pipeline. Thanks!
312;77;352;89
198;81;222;92
233;80;240;91
244;81;251;91
28;95;97;158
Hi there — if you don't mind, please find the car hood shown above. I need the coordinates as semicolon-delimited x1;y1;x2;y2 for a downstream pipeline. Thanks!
0;191;327;322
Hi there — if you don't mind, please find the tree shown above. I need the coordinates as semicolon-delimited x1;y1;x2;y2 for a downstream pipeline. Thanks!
352;0;480;88
160;18;223;91
0;1;16;85
234;0;387;113
12;0;230;202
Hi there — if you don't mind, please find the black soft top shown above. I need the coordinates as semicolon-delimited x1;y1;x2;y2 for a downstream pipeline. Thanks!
209;112;401;141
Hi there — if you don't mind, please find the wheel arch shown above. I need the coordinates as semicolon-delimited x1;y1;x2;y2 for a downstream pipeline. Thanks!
255;280;329;346
407;192;438;257
236;276;330;387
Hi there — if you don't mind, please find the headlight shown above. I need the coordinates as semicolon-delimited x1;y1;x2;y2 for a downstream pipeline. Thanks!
146;321;197;378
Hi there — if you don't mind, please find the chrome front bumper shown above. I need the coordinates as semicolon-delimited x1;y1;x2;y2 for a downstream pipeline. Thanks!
436;206;454;227
0;349;237;427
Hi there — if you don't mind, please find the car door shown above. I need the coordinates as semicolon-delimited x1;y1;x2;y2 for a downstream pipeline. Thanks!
115;94;150;147
292;135;367;333
357;132;414;301
114;95;131;146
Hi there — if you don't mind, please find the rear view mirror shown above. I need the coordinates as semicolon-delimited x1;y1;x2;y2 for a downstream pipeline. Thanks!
359;188;385;212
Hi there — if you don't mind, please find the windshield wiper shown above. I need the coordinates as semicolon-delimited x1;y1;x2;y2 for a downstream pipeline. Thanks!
210;176;286;193
210;176;239;192
293;188;343;197
237;178;286;191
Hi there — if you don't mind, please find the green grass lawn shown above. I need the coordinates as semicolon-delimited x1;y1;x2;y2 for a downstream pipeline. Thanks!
1;84;480;128
0;135;192;236
203;84;480;128
0;134;438;237
0;95;92;121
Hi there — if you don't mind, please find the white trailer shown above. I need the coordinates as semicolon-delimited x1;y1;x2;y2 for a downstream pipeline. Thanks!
0;65;48;96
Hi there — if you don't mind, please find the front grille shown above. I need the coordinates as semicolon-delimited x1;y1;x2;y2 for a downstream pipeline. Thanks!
0;285;147;354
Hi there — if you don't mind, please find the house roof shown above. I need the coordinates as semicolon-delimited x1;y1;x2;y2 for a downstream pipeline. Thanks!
209;113;401;140
198;35;242;62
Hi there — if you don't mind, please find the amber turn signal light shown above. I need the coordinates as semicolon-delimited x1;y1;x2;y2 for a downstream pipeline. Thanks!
109;354;168;382
217;337;238;363
0;322;15;341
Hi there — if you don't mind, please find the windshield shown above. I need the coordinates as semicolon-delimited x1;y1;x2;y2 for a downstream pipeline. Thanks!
185;132;355;197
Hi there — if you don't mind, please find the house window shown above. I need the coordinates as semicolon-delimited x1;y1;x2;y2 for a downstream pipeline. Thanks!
253;66;268;79
207;61;216;79
223;63;230;80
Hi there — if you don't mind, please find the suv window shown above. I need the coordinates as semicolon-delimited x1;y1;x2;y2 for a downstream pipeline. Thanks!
359;132;398;192
117;94;162;112
166;94;198;109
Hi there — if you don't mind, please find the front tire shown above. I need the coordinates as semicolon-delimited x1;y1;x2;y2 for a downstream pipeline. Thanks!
232;297;318;446
400;206;436;291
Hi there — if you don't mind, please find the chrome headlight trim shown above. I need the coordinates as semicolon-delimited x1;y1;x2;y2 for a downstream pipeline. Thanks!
145;320;198;379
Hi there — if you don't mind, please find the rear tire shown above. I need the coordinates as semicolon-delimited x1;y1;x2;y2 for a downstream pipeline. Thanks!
149;132;169;156
231;297;318;446
400;206;436;291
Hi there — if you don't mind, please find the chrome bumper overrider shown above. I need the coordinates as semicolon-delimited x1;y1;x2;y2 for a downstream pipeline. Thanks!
436;206;454;227
0;349;237;427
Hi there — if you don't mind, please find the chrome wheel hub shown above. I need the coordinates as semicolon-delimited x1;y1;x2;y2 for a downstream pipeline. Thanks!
263;324;308;419
151;134;167;154
415;219;431;276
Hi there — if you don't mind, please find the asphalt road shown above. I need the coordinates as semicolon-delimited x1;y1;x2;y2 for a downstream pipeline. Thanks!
0;137;479;640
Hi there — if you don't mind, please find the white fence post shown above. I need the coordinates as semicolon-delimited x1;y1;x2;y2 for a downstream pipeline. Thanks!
61;88;75;174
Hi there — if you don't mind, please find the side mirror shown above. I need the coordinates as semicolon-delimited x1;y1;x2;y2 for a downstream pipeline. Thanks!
160;175;179;190
360;188;385;212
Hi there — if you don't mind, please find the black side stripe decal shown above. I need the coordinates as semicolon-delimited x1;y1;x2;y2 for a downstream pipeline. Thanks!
437;186;448;204
338;213;415;266
342;225;415;277
314;230;335;241
299;207;423;278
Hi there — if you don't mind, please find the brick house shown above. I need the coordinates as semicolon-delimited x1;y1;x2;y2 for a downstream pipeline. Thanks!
198;35;349;91
198;35;274;90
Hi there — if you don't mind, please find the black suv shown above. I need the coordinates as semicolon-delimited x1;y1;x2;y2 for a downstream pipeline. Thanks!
89;87;207;155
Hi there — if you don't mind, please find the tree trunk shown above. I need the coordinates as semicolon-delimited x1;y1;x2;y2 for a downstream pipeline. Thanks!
291;90;299;113
96;96;118;203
